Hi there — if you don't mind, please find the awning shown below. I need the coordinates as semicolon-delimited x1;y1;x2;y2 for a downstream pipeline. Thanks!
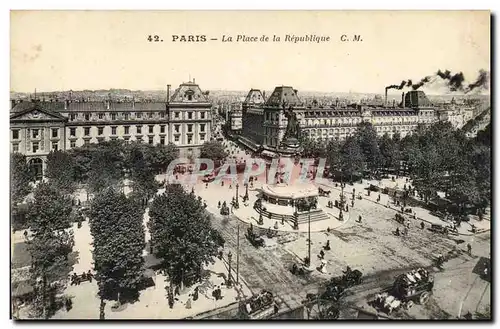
261;150;277;158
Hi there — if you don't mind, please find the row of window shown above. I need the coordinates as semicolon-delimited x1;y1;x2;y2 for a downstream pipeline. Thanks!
68;123;206;137
12;128;61;140
12;132;208;154
12;123;208;142
68;111;207;121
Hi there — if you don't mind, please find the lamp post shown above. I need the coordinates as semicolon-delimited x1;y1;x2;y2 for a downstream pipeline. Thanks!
236;224;240;284
227;251;233;287
235;183;239;208
307;204;311;267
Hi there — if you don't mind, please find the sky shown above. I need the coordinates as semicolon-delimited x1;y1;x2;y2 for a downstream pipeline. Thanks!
10;10;490;94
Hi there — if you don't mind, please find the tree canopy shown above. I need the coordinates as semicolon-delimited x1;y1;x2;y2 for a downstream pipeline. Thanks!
148;184;224;288
89;188;145;303
200;140;228;164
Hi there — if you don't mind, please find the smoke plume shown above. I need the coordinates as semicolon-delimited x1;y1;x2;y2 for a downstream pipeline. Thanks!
386;69;489;94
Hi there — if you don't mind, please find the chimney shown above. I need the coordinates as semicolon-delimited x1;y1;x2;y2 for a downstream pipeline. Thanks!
262;91;266;100
167;84;171;103
392;99;395;108
336;98;339;107
193;78;196;84
64;99;69;110
384;88;388;107
401;92;405;108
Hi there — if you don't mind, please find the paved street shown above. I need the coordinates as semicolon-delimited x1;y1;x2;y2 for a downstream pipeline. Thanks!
195;173;491;319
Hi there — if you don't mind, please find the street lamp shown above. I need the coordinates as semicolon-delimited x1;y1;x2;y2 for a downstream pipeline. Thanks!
235;183;239;208
227;251;233;287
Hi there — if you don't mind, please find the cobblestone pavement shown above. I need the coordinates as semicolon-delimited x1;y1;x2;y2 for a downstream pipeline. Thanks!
196;177;491;319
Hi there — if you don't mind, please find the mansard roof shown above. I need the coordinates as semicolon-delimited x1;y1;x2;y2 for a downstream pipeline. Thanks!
243;89;266;104
265;86;302;107
169;81;210;103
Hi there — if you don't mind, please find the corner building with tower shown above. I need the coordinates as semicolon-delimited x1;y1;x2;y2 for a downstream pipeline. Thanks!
9;80;212;179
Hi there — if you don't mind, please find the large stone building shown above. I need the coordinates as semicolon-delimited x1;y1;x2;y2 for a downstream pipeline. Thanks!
239;86;439;156
10;81;212;178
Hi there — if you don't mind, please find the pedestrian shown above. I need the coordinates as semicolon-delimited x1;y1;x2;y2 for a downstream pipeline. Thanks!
420;221;425;230
358;215;362;223
467;243;472;256
281;216;285;225
345;205;349;212
65;297;73;312
193;286;199;301
206;183;208;188
351;199;354;207
319;250;325;259
175;285;180;296
87;270;93;283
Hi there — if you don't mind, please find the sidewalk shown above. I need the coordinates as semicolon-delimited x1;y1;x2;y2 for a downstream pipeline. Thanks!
315;179;490;237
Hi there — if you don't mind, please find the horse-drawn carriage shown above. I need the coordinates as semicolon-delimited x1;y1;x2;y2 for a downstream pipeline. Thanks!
319;267;363;302
247;226;265;247
371;268;434;315
318;187;331;197
240;290;278;319
429;223;458;236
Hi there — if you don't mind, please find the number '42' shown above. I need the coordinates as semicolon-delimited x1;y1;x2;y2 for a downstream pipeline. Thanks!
147;35;161;42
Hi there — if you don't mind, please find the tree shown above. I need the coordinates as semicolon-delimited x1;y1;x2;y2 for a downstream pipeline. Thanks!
300;137;327;158
25;182;74;318
148;143;179;174
378;133;401;174
88;143;125;195
127;144;157;197
46;150;76;195
10;153;32;206
148;184;223;290
355;122;382;173
340;137;364;182
69;146;94;184
89;188;145;314
200;140;228;165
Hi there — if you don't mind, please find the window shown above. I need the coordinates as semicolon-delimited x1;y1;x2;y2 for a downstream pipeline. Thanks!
111;113;116;120
12;130;19;140
160;136;165;145
70;141;76;148
12;144;19;153
98;113;104;120
51;128;58;138
200;133;205;142
188;112;193;119
200;112;205;119
175;125;180;133
52;142;58;151
149;125;154;134
70;128;76;137
111;127;117;135
84;139;90;145
136;126;142;134
200;124;205;132
98;127;104;135
136;112;142;119
124;113;129;120
160;125;165;133
124;126;129;134
32;129;39;139
187;135;193;144
32;142;39;153
84;113;90;121
187;124;193;133
174;112;180;119
84;127;91;136
70;114;76;121
148;137;154;144
174;135;180;142
149;112;154;119
160;112;165;118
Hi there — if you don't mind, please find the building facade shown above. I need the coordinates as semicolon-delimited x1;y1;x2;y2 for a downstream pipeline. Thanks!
10;81;212;177
239;87;439;155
